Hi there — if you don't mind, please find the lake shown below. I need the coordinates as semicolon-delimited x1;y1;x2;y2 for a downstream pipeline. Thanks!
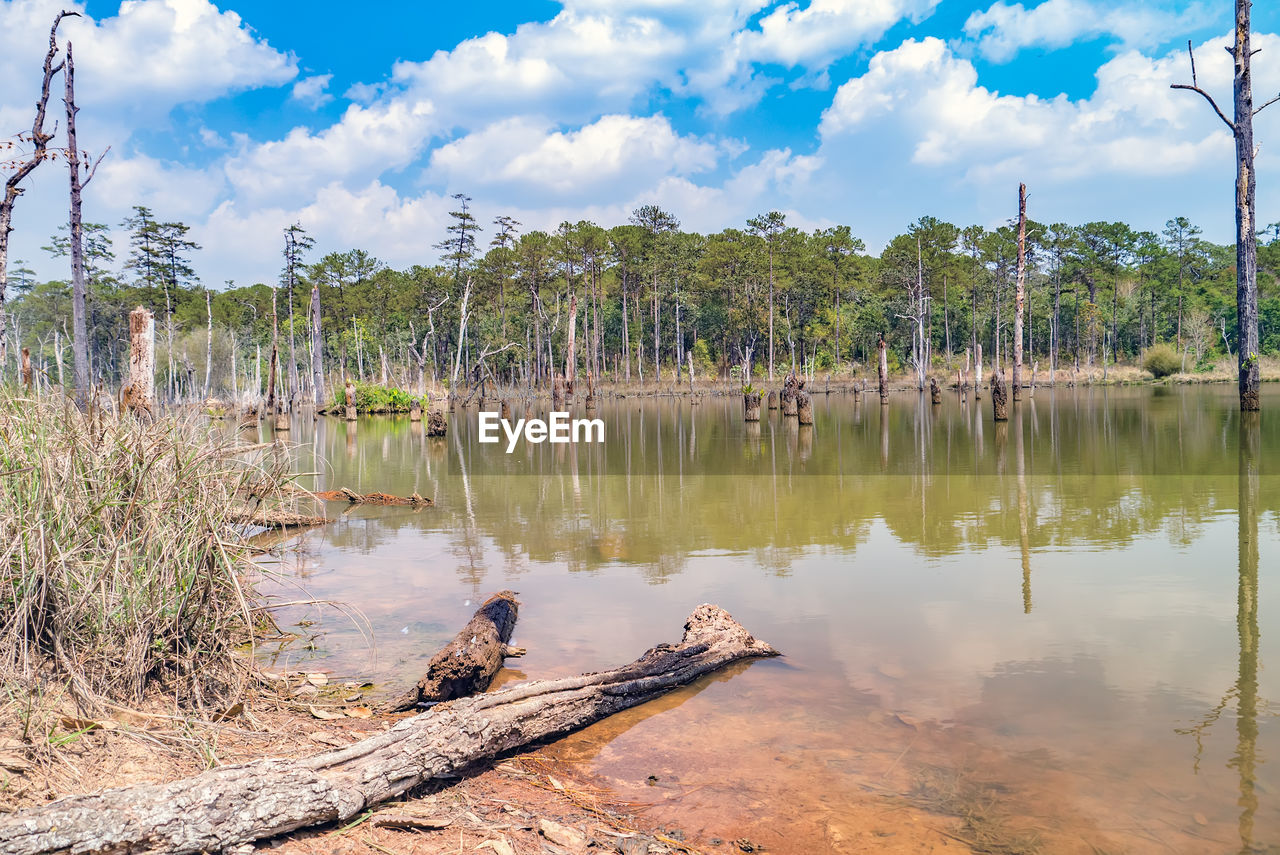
252;385;1278;854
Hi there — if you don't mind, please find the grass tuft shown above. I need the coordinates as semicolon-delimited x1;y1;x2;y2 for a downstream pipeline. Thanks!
0;387;291;716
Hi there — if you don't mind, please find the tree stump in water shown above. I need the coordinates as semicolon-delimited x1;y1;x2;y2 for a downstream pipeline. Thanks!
273;410;289;431
992;372;1009;421
584;371;597;412
743;390;761;421
796;390;813;425
767;390;778;410
552;374;565;409
500;399;512;420
384;591;521;712
0;605;776;855
344;378;357;422
930;376;942;405
426;410;447;437
409;400;422;422
781;372;801;416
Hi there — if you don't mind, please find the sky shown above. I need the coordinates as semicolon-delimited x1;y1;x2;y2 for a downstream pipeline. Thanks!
3;0;1280;287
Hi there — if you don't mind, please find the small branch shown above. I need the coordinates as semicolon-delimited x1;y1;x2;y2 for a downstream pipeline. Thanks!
1256;93;1280;116
82;145;110;187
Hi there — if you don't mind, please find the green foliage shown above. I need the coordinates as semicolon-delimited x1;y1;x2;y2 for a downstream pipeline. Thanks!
338;382;416;412
1142;343;1182;378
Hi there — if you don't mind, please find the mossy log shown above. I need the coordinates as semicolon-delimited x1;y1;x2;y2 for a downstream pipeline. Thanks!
383;591;521;713
312;487;432;508
0;605;777;855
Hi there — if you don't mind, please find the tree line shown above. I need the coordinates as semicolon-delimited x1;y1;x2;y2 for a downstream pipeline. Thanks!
4;195;1279;405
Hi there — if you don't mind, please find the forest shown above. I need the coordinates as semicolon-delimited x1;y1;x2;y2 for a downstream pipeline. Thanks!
5;194;1280;404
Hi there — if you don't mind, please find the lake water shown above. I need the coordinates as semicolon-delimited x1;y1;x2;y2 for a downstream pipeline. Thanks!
252;386;1278;854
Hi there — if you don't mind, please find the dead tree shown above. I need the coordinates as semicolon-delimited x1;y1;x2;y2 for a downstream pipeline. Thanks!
310;278;325;406
65;37;108;406
0;605;776;855
121;307;155;418
877;332;889;405
1;13;72;376
384;591;522;712
743;388;761;421
1172;8;1270;411
1013;183;1027;402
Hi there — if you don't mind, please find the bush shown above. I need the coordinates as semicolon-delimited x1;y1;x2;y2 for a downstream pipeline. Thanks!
1143;343;1182;378
337;382;417;413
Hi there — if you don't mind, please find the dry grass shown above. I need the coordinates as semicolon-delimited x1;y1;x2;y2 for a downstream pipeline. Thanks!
0;387;294;720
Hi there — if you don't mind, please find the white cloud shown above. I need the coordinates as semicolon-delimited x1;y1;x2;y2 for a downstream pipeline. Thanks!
738;0;939;68
428;114;720;202
963;0;1214;63
818;34;1279;183
223;98;438;208
291;73;333;109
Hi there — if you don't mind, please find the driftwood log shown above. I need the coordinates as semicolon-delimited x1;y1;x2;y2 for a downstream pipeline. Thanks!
313;487;432;508
0;605;776;855
383;591;521;712
231;508;331;529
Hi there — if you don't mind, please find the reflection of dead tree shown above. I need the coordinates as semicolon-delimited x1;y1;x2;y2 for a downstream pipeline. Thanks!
1175;415;1261;852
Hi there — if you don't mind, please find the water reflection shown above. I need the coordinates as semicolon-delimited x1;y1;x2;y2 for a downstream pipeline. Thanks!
251;387;1278;853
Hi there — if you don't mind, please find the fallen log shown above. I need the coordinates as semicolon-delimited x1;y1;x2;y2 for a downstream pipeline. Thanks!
0;605;776;855
383;590;521;712
313;487;433;508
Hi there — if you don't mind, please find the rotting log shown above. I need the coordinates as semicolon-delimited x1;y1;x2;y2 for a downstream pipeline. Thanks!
766;389;778;410
384;591;521;712
0;605;777;855
312;487;432;508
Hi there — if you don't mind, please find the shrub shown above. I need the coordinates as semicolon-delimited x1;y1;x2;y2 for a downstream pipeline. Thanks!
1143;343;1182;378
337;382;416;413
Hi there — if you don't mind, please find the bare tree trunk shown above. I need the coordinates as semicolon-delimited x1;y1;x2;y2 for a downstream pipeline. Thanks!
311;283;325;406
204;289;212;398
267;286;279;415
1013;183;1027;402
877;333;889;405
565;291;577;400
1173;8;1263;411
20;348;32;391
122;307;155;418
451;277;473;390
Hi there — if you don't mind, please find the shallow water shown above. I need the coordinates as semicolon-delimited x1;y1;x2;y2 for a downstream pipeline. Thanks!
254;386;1279;853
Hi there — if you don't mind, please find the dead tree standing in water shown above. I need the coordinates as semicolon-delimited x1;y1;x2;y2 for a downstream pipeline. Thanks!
1013;183;1027;402
1;13;71;380
1172;5;1269;411
877;332;889;405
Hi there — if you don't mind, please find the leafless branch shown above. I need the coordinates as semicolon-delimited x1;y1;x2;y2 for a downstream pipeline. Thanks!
1171;42;1235;132
1256;93;1280;116
82;145;110;187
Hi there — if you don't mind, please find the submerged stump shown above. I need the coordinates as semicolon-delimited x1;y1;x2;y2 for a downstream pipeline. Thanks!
743;390;762;421
426;410;447;437
930;376;942;405
992;372;1009;421
796;390;813;425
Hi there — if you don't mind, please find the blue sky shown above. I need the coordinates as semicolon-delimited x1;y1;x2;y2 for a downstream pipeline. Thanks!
3;0;1280;285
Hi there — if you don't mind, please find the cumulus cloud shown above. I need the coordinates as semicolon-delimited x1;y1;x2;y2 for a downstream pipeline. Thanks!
427;114;720;202
818;34;1279;183
962;0;1215;63
290;73;333;109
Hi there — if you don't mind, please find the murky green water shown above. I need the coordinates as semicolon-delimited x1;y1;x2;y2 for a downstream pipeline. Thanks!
253;386;1278;854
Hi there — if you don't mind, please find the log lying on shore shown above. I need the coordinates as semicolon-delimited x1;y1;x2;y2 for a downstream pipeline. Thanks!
383;590;521;712
0;605;776;855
